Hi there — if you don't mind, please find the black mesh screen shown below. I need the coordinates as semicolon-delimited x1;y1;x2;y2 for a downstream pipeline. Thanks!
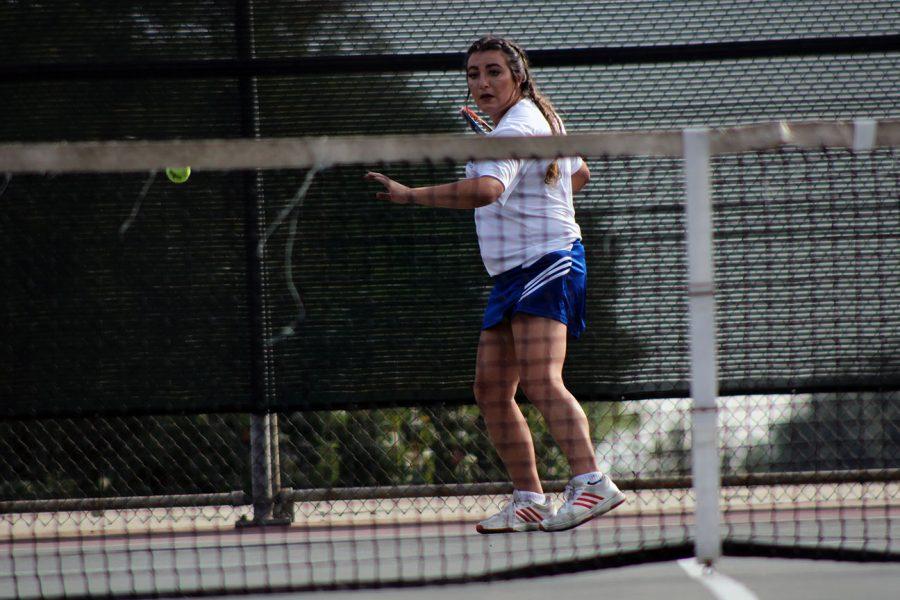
0;1;896;417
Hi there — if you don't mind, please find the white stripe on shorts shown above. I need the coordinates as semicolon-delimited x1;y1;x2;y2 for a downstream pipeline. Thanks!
519;267;571;301
521;257;572;296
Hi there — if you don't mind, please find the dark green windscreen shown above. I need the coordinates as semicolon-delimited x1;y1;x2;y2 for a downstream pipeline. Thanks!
0;1;897;416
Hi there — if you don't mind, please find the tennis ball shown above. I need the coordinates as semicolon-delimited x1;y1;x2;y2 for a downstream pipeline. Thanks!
165;166;191;184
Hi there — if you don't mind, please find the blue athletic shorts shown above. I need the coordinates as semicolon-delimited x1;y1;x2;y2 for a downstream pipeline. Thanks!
482;240;587;338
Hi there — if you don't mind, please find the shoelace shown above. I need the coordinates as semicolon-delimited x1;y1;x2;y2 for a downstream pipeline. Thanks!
492;499;519;521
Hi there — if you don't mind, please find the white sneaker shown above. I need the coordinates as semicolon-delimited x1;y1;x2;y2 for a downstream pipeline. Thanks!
476;492;556;534
540;474;626;532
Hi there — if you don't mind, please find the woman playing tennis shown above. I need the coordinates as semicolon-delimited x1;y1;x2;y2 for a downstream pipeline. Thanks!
365;35;624;533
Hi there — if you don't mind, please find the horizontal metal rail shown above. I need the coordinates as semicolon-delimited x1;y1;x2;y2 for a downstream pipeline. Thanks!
0;491;248;514
2;469;896;514
2;35;897;82
281;468;900;502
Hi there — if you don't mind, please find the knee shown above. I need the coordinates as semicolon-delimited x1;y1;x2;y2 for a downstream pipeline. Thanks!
518;371;566;404
473;374;517;409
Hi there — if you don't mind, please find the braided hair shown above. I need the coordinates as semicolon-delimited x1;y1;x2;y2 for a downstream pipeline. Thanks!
466;35;563;184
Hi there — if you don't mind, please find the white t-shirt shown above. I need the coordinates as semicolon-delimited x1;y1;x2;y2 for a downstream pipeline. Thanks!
465;98;583;277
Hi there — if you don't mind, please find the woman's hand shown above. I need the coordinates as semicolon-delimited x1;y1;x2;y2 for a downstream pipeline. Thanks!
364;172;414;204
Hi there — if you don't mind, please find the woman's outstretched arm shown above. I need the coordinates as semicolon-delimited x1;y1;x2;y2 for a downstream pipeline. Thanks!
365;172;504;209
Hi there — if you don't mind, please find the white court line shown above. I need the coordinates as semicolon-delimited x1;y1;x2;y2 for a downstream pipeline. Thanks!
678;558;759;600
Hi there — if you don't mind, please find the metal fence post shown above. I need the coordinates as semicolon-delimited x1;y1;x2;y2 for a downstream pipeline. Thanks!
683;127;722;565
249;413;273;520
235;0;290;527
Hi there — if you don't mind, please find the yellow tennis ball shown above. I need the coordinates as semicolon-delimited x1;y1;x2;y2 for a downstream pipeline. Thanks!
165;166;191;184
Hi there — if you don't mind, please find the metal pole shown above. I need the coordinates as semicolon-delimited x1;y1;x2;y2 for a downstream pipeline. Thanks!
683;127;722;565
248;413;274;522
270;413;293;520
235;0;288;527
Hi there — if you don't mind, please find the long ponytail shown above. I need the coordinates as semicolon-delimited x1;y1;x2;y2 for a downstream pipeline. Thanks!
522;78;563;184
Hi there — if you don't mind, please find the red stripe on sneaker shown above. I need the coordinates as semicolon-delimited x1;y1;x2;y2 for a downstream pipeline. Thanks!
516;509;536;522
573;501;597;509
581;492;605;501
524;507;543;522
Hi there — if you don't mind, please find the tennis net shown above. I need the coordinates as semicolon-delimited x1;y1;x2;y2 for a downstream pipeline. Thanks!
0;120;898;598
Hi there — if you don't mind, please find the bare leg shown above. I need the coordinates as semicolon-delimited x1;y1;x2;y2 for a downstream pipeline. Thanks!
511;314;599;476
473;322;542;493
